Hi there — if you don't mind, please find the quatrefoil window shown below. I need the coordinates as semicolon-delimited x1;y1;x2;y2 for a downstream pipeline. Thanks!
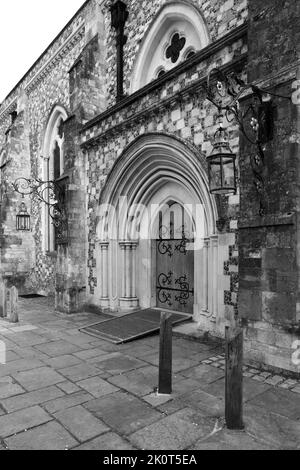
165;33;186;64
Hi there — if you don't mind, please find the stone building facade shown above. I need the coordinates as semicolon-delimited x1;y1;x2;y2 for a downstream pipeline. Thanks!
0;0;299;375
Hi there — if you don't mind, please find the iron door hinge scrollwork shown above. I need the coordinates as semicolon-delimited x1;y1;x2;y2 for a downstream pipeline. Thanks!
157;271;173;306
174;275;194;306
157;272;194;308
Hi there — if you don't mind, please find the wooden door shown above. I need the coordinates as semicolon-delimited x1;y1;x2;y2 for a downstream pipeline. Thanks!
156;202;194;314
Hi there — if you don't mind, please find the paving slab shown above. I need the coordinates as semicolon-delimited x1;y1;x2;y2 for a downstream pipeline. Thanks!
77;376;120;398
92;353;147;375
34;340;82;357
7;331;50;348
56;381;81;395
73;348;108;360
247;387;300;420
191;428;274;450
5;421;78;450
75;432;135;450
200;377;271;402
0;406;51;438
0;377;25;399
180;363;225;384
43;391;94;414
143;393;173;407
54;405;109;442
118;342;155;357
85;391;162;436
59;333;97;347
58;363;102;382
172;377;206;395
3;351;21;363
12;367;65;391
128;407;216;450
173;337;221;353
43;355;83;370
0;358;45;377
159;388;225;418
1;385;65;413
107;365;160;397
244;404;300;449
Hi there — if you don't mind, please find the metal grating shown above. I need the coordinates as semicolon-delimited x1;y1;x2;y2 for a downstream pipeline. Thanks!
79;308;191;344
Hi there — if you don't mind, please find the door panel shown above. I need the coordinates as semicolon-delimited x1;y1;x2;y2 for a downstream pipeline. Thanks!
156;238;194;313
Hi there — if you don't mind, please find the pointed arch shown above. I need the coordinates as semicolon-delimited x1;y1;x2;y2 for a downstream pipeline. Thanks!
95;133;219;314
98;133;217;239
131;1;210;92
42;104;68;252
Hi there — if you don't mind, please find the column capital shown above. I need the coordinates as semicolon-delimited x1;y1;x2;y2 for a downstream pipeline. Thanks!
97;240;110;248
119;240;139;250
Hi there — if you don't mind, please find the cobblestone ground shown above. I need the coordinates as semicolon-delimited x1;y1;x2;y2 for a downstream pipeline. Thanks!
0;297;299;450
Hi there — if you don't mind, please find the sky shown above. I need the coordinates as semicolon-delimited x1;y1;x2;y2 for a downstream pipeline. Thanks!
0;0;85;103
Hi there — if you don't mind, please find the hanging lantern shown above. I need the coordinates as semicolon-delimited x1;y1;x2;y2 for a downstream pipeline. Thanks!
16;201;31;231
207;125;237;195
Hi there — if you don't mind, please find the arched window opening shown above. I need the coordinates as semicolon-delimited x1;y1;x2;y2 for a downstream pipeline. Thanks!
156;67;166;79
165;33;186;64
185;48;196;60
131;3;209;92
42;106;68;253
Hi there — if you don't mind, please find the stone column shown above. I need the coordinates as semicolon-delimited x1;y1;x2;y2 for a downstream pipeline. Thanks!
211;235;219;320
119;241;139;309
202;238;210;313
99;241;110;308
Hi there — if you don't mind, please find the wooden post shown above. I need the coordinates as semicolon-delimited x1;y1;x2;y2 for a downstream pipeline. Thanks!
225;326;244;430
158;312;173;395
9;287;19;323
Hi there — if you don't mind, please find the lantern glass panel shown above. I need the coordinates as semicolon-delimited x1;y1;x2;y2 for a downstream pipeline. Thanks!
208;153;236;195
209;158;222;193
222;156;235;192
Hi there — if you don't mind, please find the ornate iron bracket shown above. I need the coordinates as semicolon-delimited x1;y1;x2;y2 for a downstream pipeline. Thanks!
12;177;68;244
206;67;290;215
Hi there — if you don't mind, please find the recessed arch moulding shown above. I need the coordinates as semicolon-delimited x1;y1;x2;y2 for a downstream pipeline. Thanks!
91;134;234;337
130;2;210;92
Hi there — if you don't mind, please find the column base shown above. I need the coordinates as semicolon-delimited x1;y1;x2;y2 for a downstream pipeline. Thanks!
100;298;110;309
119;297;139;309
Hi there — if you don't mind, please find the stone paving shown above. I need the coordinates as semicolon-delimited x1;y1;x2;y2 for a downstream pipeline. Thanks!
0;297;299;450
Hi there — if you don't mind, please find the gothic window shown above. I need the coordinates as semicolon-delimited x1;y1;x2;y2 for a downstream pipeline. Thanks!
131;3;209;92
43;107;68;252
185;48;196;60
0;149;7;204
53;141;61;181
165;33;186;64
156;67;166;79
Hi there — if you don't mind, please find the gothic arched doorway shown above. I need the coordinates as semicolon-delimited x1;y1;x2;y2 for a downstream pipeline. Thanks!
96;134;219;321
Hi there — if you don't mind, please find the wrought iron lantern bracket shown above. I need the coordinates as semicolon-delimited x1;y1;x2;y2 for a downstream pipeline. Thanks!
206;67;291;213
13;177;68;243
